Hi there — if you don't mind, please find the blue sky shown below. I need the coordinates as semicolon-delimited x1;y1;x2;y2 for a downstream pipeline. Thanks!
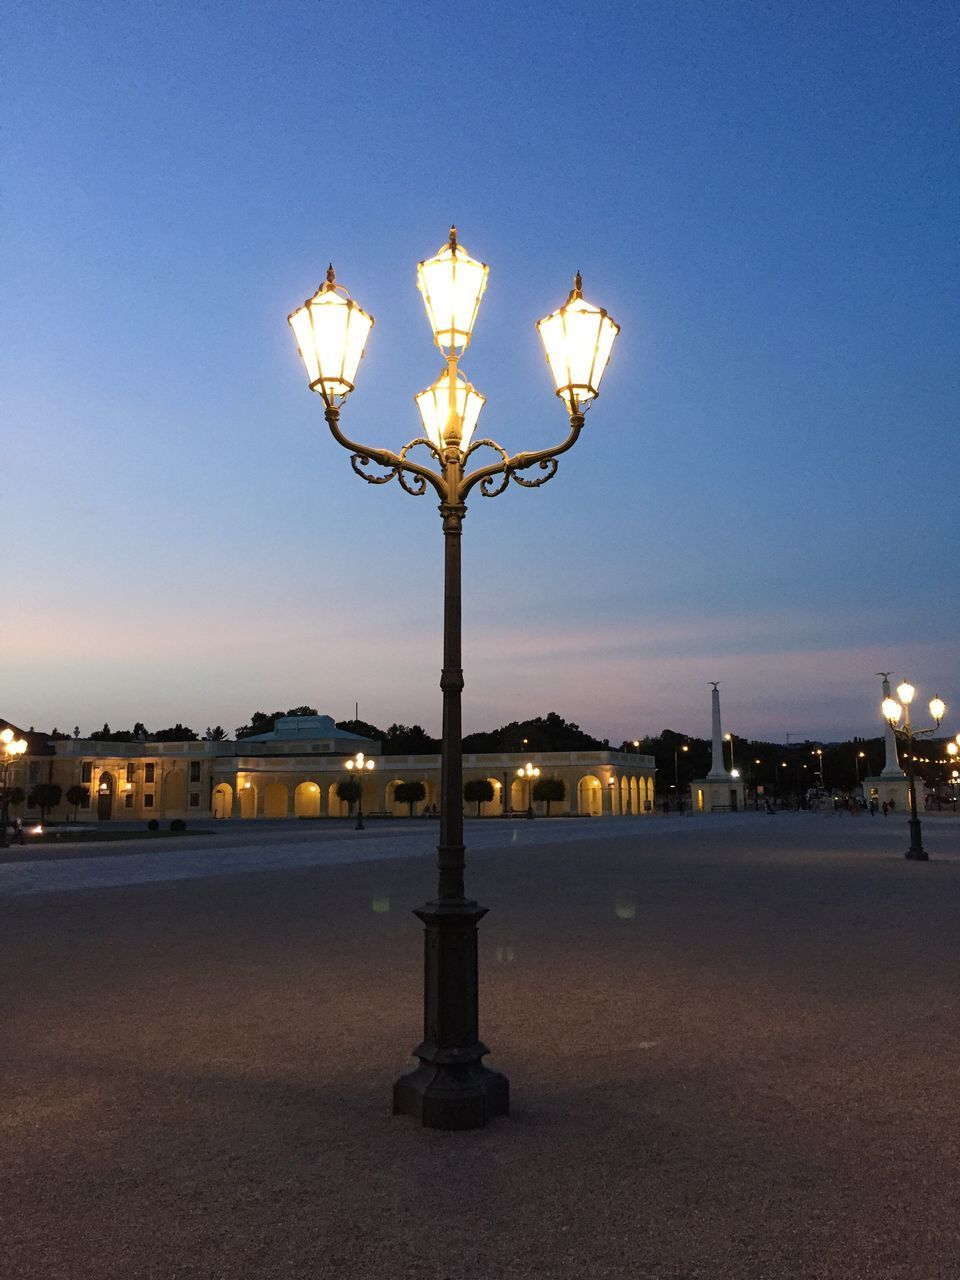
2;0;957;743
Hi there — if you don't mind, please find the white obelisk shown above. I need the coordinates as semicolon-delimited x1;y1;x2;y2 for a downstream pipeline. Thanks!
707;682;731;779
878;672;905;777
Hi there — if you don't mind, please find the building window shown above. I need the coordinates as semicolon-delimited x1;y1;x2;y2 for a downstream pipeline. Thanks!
144;794;155;808
189;792;200;808
28;762;42;785
189;762;201;782
124;794;134;809
126;763;136;782
81;761;92;783
144;763;155;784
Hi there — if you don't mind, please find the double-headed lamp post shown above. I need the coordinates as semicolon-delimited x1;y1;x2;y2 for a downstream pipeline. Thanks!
288;227;619;1129
517;762;540;819
882;683;946;860
0;728;28;849
343;750;375;830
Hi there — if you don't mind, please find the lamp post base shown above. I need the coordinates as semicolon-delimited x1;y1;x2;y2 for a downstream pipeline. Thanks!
393;1059;509;1130
392;899;509;1129
905;817;927;860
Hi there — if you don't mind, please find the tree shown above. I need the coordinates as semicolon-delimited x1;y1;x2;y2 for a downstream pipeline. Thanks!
464;778;494;816
533;776;565;816
394;780;426;816
65;784;88;819
47;727;71;740
150;724;199;742
205;726;227;741
1;787;25;809
461;712;606;754
383;725;440;754
336;719;385;742
335;778;361;814
29;783;62;821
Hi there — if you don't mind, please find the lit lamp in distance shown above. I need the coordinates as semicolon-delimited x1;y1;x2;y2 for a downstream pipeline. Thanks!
344;751;375;831
0;729;27;850
517;762;540;820
882;683;946;860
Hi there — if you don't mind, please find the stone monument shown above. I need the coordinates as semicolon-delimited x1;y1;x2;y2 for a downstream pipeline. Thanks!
690;683;746;814
862;673;913;812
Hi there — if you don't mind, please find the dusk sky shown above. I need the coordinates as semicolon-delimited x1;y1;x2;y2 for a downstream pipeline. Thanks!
3;0;957;745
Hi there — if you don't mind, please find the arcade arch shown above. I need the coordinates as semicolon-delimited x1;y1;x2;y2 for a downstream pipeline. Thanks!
578;775;602;816
295;781;322;818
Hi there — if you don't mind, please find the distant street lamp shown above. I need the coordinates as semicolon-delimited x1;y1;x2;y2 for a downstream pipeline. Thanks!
811;747;825;791
517;762;540;819
723;732;735;773
854;749;866;789
674;742;688;791
0;728;28;849
344;750;375;830
882;683;946;860
288;228;618;1129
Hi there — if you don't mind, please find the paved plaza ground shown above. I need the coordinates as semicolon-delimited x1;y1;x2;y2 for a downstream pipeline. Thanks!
2;811;959;1279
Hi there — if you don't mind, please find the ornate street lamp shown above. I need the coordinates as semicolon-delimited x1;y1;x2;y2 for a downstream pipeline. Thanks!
811;747;825;792
288;227;619;1129
343;750;375;831
0;728;28;849
517;762;540;820
882;683;946;859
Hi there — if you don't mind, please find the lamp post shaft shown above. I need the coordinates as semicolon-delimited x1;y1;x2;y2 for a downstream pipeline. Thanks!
393;466;509;1128
0;761;8;850
902;705;927;860
437;493;466;900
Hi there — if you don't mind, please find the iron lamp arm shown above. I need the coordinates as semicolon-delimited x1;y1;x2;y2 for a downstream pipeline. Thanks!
324;406;446;500
459;412;585;501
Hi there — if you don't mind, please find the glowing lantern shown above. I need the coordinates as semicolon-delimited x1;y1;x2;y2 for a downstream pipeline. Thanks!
882;698;902;725
415;367;485;452
416;227;489;354
288;265;374;408
537;272;619;412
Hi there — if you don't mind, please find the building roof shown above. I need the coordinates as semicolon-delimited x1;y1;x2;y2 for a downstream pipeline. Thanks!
239;715;375;745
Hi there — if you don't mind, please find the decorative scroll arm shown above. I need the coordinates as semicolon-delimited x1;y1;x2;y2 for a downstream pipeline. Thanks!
459;412;585;501
324;407;446;500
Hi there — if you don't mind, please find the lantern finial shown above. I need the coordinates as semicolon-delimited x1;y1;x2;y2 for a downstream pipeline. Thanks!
573;271;582;297
449;226;458;253
325;264;336;287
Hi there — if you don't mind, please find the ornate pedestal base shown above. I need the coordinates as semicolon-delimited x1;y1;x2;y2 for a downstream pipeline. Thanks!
392;899;509;1130
393;1059;509;1130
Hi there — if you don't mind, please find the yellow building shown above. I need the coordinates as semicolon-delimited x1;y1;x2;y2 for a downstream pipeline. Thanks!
6;715;656;823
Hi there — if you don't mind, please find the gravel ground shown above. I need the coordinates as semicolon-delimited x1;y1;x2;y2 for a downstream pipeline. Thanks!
1;813;959;1279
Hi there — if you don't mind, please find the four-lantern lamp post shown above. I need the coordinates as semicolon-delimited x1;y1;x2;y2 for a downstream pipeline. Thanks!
344;750;375;830
288;227;619;1129
881;683;947;860
517;762;540;820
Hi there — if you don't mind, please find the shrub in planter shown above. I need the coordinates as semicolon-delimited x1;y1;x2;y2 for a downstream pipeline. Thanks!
170;819;186;832
147;819;160;831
